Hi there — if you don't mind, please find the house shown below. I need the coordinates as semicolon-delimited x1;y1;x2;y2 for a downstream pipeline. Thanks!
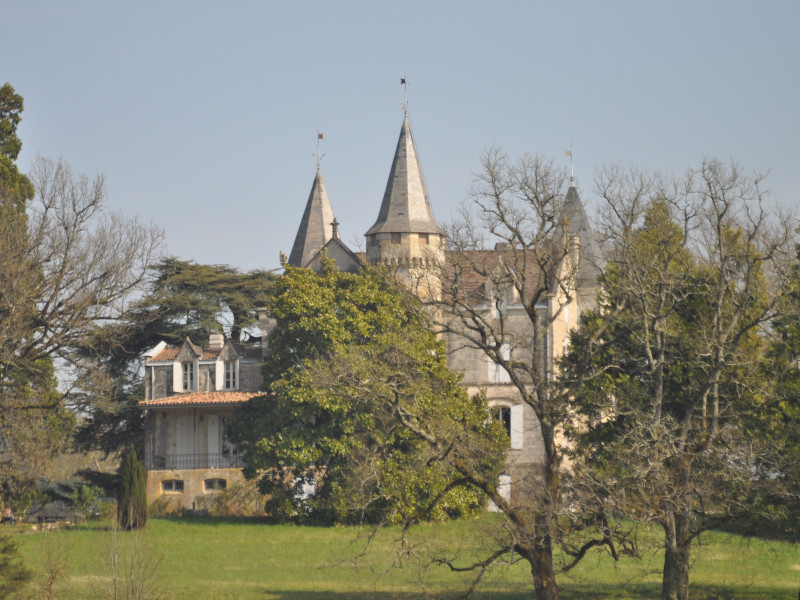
140;110;599;509
140;335;263;505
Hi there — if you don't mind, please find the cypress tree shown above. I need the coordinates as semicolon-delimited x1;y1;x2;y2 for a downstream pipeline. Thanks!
117;447;147;530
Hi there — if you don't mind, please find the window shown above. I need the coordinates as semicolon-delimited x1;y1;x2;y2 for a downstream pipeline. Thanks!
162;480;184;493
204;478;227;492
419;233;429;245
491;403;523;449
391;232;401;244
224;361;237;390
182;362;193;391
495;406;511;438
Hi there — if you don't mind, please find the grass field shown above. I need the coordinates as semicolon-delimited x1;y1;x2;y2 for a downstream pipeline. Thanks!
8;516;800;599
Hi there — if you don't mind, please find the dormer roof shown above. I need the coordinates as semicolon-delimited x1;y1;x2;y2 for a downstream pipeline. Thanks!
288;169;336;268
365;116;444;237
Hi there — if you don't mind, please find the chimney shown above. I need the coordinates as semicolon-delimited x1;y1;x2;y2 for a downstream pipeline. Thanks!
208;333;225;349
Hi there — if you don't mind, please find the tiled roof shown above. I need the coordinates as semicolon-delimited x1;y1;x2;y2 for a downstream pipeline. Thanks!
149;345;259;362
140;391;263;408
151;347;179;361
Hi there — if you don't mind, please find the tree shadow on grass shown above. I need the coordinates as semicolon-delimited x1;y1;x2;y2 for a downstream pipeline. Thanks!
258;583;793;600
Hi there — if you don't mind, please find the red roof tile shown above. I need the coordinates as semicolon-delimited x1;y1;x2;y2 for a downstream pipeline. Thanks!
139;391;263;408
151;347;179;362
149;346;246;362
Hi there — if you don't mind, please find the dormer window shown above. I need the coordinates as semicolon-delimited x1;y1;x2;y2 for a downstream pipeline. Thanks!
391;232;401;244
224;361;237;390
182;362;194;391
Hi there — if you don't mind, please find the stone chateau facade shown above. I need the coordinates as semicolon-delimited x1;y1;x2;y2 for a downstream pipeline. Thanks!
139;113;598;509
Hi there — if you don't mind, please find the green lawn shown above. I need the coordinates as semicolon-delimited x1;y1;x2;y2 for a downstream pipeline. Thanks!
8;517;800;599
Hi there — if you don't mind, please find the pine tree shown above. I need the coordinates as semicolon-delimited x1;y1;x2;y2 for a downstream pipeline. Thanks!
117;447;147;530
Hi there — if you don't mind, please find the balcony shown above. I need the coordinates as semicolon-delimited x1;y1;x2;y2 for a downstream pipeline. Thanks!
150;453;244;470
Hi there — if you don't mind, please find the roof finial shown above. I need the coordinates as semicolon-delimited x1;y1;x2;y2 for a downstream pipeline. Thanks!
400;75;409;116
331;218;339;239
314;131;325;170
565;144;575;184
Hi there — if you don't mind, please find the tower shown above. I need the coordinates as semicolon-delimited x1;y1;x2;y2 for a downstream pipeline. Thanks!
365;115;445;297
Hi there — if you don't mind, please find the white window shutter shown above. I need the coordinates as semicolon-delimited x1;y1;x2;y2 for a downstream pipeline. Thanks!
193;361;199;391
172;362;182;392
215;360;224;391
234;359;240;390
510;404;523;449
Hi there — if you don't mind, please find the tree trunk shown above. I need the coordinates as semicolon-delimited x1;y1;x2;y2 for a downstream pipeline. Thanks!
529;545;560;600
661;512;691;600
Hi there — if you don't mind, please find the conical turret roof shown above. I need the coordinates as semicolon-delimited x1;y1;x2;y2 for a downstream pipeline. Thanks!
365;116;444;236
562;178;603;284
288;169;336;268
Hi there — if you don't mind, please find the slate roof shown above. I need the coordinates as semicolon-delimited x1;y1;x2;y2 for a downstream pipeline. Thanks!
139;391;262;407
561;180;603;286
289;169;337;268
365;116;444;236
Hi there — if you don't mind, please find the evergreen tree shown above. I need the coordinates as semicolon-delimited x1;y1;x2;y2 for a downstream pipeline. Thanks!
566;162;797;600
0;532;32;599
231;257;506;524
117;447;147;530
73;259;274;456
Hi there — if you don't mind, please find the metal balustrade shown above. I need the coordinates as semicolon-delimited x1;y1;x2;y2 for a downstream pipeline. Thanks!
150;453;244;470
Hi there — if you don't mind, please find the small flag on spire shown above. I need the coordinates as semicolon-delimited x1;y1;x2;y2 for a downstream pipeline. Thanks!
400;78;406;85
318;133;324;140
565;150;572;158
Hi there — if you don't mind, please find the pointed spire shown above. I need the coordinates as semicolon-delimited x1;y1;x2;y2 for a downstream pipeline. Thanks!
561;177;603;289
288;168;337;268
365;115;443;236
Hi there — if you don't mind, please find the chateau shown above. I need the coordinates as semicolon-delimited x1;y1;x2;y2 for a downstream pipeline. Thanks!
139;112;599;508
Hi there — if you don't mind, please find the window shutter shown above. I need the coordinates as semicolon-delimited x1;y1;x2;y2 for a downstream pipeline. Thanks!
172;362;182;392
215;360;224;391
510;404;523;449
192;361;199;391
234;359;240;390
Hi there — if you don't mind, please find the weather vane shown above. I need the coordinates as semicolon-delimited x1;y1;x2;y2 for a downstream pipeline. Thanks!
314;130;325;170
401;75;409;115
565;144;574;181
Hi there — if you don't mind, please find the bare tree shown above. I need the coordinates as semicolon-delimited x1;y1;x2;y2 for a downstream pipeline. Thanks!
426;148;614;600
570;160;797;600
0;156;163;489
0;155;163;381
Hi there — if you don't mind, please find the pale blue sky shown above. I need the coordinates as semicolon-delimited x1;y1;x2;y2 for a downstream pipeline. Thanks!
3;1;798;271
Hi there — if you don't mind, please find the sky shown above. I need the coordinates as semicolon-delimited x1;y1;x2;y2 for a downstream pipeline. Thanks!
3;1;799;273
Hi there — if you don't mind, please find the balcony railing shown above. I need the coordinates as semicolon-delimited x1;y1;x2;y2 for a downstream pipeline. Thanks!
150;453;244;470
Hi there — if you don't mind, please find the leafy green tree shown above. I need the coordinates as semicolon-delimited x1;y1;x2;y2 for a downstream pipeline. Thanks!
0;83;24;161
73;259;274;455
566;161;797;600
117;447;146;530
230;257;506;525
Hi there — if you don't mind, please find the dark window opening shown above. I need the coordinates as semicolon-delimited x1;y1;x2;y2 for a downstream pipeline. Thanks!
162;480;184;493
495;406;511;438
205;478;227;491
